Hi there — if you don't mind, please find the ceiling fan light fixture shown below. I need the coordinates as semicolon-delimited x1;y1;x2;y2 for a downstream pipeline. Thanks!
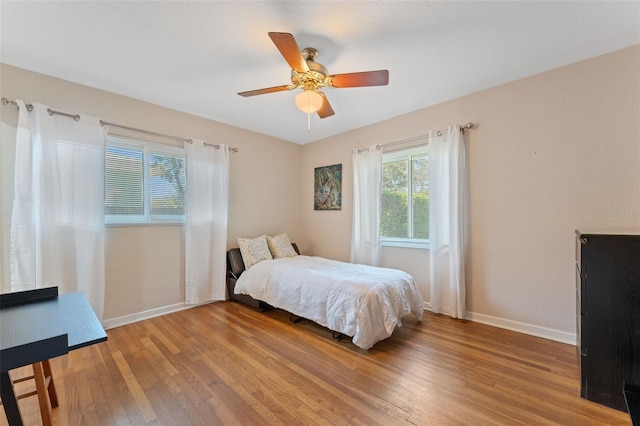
295;89;323;114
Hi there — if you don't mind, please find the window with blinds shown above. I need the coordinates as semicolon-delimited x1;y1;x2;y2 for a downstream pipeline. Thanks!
380;145;429;248
105;136;185;225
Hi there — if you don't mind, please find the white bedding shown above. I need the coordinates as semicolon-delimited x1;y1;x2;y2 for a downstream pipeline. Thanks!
234;255;424;349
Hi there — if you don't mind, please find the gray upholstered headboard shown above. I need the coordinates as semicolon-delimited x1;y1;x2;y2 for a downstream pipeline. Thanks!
226;248;245;279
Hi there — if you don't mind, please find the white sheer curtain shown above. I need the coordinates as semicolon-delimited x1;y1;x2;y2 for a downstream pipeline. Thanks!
10;101;107;319
351;145;382;266
428;125;469;319
184;140;229;304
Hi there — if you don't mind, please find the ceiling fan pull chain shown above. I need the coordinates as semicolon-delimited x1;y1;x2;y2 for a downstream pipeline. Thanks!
307;112;311;132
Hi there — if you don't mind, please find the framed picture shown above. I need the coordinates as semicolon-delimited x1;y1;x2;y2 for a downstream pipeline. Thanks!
314;163;342;210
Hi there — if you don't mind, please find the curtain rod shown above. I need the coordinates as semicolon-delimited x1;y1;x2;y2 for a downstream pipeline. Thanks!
1;97;239;152
356;122;474;153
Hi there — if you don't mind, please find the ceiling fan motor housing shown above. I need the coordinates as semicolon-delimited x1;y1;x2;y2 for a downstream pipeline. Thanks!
291;47;329;91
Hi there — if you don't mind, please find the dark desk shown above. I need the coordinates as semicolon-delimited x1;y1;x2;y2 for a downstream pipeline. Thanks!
0;287;107;425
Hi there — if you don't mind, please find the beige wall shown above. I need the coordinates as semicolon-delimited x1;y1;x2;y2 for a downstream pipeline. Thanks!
300;45;640;340
0;63;302;320
2;45;639;340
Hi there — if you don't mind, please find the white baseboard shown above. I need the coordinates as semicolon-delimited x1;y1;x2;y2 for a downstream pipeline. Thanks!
423;302;576;346
104;300;576;345
465;312;576;345
102;302;196;330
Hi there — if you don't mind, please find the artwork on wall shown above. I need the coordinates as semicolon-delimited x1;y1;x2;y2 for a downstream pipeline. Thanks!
314;163;342;210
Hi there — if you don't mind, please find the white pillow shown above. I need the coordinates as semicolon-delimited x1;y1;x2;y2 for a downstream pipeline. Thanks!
237;235;272;269
267;233;298;258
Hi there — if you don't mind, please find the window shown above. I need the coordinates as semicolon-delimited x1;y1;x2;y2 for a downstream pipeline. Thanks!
380;145;429;248
105;136;185;225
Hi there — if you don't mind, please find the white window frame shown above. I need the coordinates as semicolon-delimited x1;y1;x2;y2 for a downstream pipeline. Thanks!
105;135;186;226
380;145;430;249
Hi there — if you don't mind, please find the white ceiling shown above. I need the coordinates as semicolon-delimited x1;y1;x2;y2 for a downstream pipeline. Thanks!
1;1;639;144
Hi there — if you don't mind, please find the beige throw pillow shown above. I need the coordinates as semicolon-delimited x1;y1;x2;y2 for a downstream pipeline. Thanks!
237;235;273;269
267;233;298;258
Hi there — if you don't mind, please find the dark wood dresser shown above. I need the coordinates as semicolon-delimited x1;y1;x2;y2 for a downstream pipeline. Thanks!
576;230;640;412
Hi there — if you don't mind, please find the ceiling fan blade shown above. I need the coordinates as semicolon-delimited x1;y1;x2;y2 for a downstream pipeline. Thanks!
330;70;389;88
237;85;292;97
317;92;335;119
268;32;309;73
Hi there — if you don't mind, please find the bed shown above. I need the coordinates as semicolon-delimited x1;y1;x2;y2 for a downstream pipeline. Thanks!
226;237;424;350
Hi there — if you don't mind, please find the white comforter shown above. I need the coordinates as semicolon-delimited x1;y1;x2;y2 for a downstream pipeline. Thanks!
234;255;424;349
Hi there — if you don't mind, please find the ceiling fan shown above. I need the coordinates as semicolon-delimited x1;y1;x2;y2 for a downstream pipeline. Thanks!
238;32;389;119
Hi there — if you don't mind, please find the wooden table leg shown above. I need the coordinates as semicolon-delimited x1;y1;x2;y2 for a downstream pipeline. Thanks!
0;370;24;426
32;362;53;426
41;359;58;408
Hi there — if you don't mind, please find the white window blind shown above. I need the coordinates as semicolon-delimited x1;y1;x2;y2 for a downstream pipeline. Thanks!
411;153;429;239
105;136;185;225
106;145;144;215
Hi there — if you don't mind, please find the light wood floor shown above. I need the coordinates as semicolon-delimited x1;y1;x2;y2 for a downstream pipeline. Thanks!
1;301;630;425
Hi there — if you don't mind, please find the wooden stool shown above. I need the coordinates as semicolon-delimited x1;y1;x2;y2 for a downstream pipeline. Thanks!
0;359;58;425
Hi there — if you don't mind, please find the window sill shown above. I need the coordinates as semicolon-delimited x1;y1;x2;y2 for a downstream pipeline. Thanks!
380;240;429;250
105;222;184;227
